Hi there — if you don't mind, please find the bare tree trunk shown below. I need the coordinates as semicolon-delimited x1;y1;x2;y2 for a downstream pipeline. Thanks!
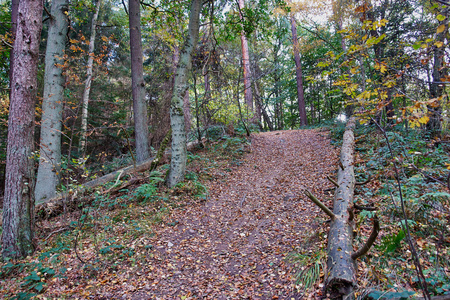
35;0;69;204
8;0;19;90
168;0;202;187
332;0;354;118
238;0;253;112
2;0;43;259
79;1;101;154
290;14;308;126
129;0;150;162
427;5;448;136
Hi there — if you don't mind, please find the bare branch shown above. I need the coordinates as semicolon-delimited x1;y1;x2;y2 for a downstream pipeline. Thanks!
327;175;339;187
355;175;371;186
304;190;336;220
351;215;380;260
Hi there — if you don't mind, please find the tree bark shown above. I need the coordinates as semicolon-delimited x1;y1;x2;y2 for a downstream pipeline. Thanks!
183;88;191;133
290;14;308;126
326;117;357;298
129;0;150;163
2;0;43;259
79;0;101;154
168;0;202;187
35;0;69;204
8;0;19;91
238;0;254;113
427;5;448;136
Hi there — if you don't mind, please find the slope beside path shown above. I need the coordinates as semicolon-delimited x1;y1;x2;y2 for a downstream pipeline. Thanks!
125;129;338;299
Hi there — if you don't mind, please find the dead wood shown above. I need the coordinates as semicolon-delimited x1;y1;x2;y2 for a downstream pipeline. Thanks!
325;117;357;299
327;175;340;187
35;138;202;219
304;190;335;220
351;215;380;260
354;204;377;211
355;175;371;186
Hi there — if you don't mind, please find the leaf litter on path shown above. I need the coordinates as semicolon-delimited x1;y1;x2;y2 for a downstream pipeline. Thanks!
47;129;339;299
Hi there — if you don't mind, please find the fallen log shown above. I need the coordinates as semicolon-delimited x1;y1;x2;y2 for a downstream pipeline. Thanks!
306;118;379;299
325;116;357;299
35;136;205;218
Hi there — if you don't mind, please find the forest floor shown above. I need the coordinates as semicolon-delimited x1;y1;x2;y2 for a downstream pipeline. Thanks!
1;129;340;299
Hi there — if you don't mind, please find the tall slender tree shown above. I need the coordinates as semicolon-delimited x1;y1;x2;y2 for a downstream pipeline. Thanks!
168;0;202;187
2;0;43;259
290;13;307;126
428;4;449;136
79;0;101;155
238;0;254;113
129;0;150;162
35;0;69;204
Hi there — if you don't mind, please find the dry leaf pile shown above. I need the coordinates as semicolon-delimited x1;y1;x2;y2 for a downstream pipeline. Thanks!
117;130;338;299
4;129;338;299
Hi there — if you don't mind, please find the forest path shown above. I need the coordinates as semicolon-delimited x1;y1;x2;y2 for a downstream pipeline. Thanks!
126;129;339;299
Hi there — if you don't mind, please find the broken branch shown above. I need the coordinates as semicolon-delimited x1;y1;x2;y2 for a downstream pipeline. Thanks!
352;215;380;260
355;175;371;186
327;175;339;187
304;190;335;220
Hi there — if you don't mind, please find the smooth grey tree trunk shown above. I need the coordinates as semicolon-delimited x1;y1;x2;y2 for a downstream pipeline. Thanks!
35;0;69;204
238;0;254;112
79;1;101;154
168;0;202;187
2;0;43;259
129;0;150;162
325;117;357;298
290;14;308;126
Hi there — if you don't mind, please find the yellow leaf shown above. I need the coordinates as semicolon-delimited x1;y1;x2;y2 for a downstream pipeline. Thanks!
418;116;429;124
437;24;446;34
380;64;387;73
437;14;446;21
435;41;444;48
445;163;450;170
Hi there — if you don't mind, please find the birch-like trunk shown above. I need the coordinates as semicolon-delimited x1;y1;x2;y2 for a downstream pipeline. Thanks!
35;0;69;203
129;0;150;162
2;0;43;259
167;0;202;187
238;0;253;112
290;14;308;126
79;1;101;154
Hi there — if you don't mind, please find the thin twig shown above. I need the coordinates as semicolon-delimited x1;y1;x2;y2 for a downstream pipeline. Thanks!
327;176;339;187
304;190;335;220
45;227;70;240
239;194;247;207
354;204;377;211
355;175;371;186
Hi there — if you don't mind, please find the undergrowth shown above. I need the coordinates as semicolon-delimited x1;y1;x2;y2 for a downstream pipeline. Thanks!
289;122;450;299
0;131;250;299
353;124;450;299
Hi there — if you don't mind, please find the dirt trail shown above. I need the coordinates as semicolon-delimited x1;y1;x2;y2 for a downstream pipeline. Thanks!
123;129;338;299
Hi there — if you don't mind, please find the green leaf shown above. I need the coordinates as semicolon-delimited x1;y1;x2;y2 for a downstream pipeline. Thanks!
24;271;41;282
33;282;44;292
437;14;446;21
